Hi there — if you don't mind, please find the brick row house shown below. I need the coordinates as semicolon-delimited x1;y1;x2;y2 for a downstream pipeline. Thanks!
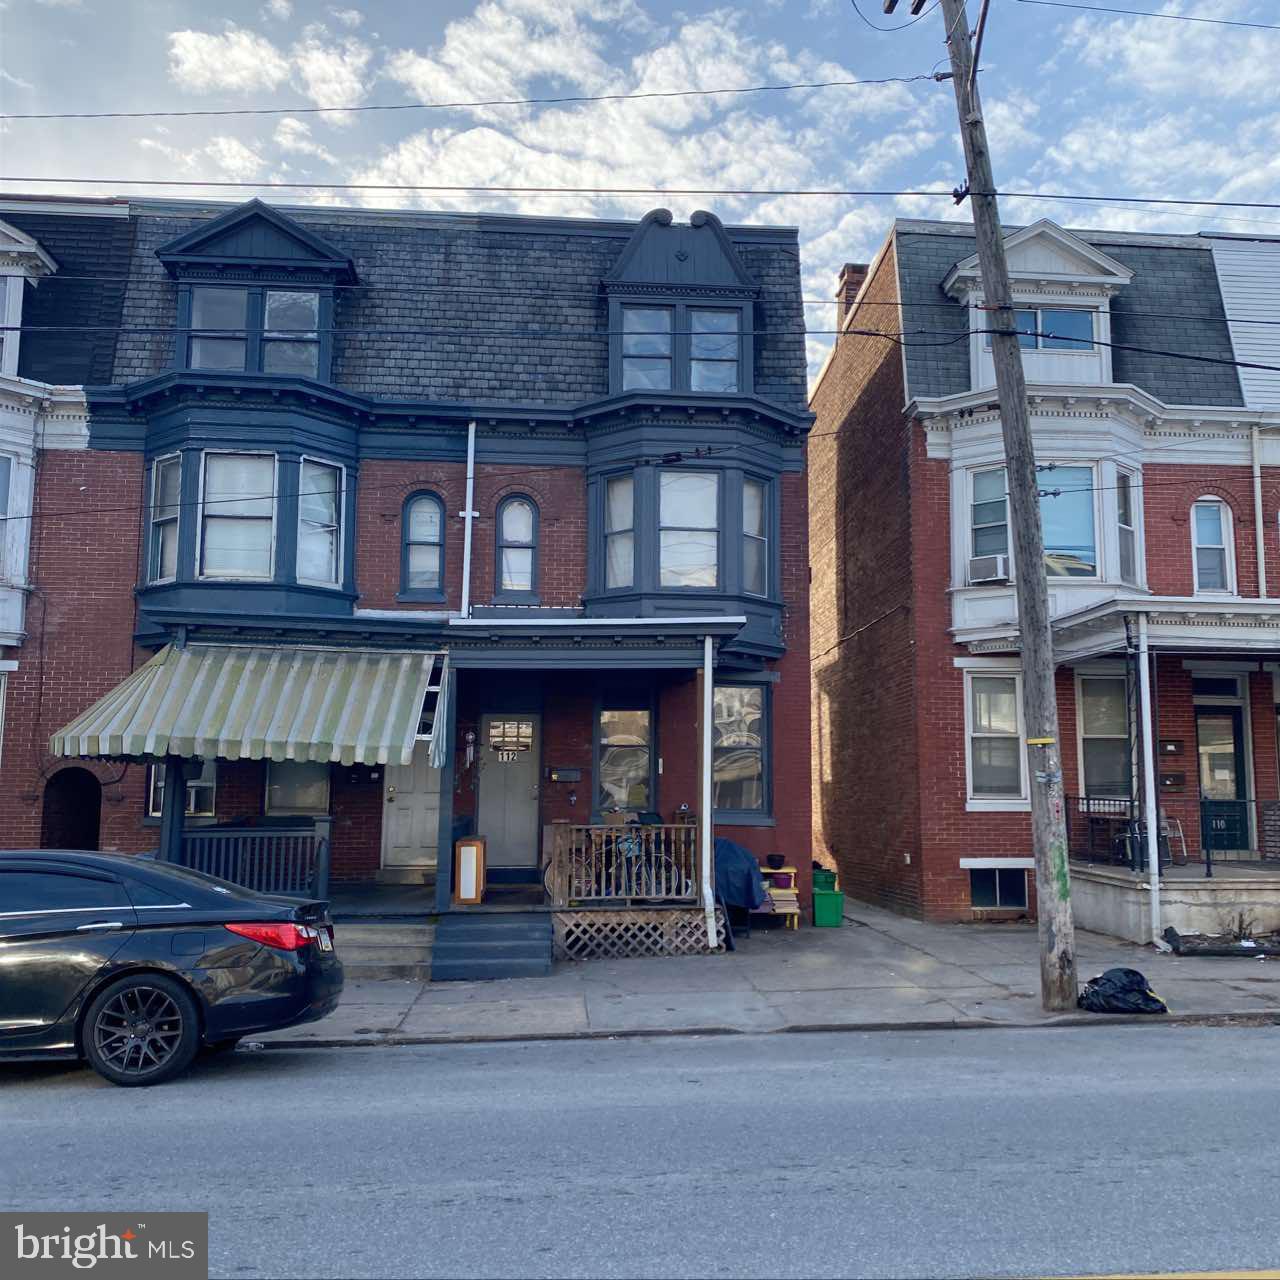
811;217;1280;941
0;195;814;968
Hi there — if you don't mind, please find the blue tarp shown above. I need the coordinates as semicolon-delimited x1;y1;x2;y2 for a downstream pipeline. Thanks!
714;837;767;910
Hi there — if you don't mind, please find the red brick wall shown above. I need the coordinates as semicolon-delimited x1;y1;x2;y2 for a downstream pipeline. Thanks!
808;238;925;914
0;448;153;852
354;461;588;611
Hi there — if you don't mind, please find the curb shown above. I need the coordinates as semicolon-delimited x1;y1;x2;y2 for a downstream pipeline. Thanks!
252;1008;1280;1051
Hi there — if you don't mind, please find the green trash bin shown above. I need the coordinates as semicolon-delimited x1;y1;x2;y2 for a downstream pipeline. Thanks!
812;869;838;893
813;888;844;927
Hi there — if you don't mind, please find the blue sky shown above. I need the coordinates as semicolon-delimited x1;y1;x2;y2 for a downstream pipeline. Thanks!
2;0;1279;375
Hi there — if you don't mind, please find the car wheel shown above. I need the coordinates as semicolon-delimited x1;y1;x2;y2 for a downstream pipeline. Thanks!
83;974;200;1088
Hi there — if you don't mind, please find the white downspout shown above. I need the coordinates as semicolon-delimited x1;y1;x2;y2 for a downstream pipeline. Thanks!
1252;425;1267;599
701;634;717;950
1136;613;1166;950
459;419;477;618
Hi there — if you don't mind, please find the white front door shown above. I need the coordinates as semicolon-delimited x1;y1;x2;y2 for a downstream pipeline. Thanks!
380;740;441;869
477;713;541;867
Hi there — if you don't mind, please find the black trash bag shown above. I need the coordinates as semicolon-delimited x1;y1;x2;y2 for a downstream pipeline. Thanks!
1077;967;1168;1015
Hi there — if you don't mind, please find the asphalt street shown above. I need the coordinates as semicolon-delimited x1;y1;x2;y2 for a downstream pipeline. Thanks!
4;1026;1279;1279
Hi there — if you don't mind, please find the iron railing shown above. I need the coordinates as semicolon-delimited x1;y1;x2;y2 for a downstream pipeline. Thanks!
180;818;331;898
545;824;699;907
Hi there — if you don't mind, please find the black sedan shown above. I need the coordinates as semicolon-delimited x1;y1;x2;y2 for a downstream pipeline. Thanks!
0;850;343;1086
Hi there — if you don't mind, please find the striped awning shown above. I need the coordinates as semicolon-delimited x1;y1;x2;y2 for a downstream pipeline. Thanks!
50;645;447;767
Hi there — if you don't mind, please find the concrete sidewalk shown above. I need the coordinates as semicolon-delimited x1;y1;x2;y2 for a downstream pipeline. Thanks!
259;903;1280;1048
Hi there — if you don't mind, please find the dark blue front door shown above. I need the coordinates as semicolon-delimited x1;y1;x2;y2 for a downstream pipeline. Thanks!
1196;707;1249;854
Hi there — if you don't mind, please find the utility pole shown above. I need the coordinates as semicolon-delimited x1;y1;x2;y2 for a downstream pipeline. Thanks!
890;0;1078;1009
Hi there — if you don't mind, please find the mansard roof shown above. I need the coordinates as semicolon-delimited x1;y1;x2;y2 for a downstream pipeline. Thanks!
604;208;759;297
155;198;358;282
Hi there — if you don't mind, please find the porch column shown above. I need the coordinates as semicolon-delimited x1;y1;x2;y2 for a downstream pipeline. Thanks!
433;675;459;914
700;635;717;949
157;754;187;864
1135;614;1164;946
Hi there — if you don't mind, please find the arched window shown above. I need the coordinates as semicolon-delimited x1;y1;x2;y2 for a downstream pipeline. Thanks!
496;496;538;596
1191;497;1234;594
402;493;444;596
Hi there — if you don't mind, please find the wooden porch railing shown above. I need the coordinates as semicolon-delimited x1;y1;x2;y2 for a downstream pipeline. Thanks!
546;824;699;907
180;818;331;899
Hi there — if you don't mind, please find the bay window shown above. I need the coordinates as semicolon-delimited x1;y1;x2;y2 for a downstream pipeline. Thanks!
1117;471;1138;585
659;470;718;588
148;454;181;583
970;465;1097;578
199;453;275;580
713;683;768;815
1078;675;1131;798
297;458;342;586
967;672;1025;802
0;453;12;577
605;474;635;590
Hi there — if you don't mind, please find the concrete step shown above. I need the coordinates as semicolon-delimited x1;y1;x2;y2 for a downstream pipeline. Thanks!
431;941;549;963
335;923;436;948
429;955;552;982
333;923;436;981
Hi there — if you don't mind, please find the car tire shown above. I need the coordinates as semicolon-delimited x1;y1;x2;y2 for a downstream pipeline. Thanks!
82;974;200;1088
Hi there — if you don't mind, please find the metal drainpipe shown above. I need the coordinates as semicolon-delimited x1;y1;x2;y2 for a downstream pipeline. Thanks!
1252;425;1268;599
459;419;477;618
701;634;717;950
1136;614;1167;949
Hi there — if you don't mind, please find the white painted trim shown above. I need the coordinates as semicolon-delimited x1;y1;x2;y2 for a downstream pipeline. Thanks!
0;660;17;671
959;857;1036;869
146;452;181;586
954;655;1025;670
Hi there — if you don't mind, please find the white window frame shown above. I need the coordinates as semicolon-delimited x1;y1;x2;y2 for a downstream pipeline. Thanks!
1074;668;1133;803
0;663;12;768
968;463;1101;582
982;304;1099;354
0;450;13;581
964;667;1029;812
296;455;344;589
196;450;278;582
0;272;23;378
146;759;217;819
147;452;181;585
265;760;331;816
1116;467;1139;586
1191;496;1235;596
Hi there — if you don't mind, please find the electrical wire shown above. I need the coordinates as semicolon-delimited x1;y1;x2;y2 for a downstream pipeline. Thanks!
1013;0;1280;31
0;74;938;123
11;175;1280;215
849;0;942;32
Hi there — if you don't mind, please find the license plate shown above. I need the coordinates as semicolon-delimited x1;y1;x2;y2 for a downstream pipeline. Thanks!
317;928;334;952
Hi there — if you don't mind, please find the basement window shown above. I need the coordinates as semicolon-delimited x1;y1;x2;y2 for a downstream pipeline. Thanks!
969;867;1028;909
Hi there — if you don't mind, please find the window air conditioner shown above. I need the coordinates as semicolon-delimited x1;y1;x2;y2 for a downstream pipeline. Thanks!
968;554;1010;584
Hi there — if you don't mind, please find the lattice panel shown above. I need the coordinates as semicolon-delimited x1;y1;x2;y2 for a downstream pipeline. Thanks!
553;908;726;960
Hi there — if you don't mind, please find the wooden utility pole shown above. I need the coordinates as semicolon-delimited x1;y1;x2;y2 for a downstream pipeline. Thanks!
933;0;1078;1009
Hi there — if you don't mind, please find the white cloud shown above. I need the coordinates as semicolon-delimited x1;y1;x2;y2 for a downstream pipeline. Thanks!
204;135;267;181
290;23;373;123
34;0;86;8
262;0;292;17
1;68;34;89
274;116;337;164
168;25;290;93
329;6;363;26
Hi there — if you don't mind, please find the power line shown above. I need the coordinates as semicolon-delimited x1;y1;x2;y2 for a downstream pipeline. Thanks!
10;175;1280;214
850;0;942;32
0;74;938;124
1014;0;1280;31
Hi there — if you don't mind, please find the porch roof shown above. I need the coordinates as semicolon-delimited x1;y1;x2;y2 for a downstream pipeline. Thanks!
49;644;446;767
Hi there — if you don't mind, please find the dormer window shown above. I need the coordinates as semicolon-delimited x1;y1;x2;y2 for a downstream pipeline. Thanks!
984;307;1095;352
619;305;742;393
622;308;673;390
187;285;321;378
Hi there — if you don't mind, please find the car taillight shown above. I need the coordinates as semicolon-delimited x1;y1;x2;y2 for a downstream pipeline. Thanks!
225;922;317;951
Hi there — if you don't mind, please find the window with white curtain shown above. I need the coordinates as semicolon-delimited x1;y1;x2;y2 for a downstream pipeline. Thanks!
1117;471;1138;585
148;454;181;583
403;493;444;594
659;470;718;588
297;459;342;586
604;473;634;590
199;453;275;579
496;496;537;595
1192;499;1233;593
743;477;767;596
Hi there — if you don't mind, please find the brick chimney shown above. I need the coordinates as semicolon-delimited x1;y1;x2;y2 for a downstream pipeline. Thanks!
836;262;869;325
